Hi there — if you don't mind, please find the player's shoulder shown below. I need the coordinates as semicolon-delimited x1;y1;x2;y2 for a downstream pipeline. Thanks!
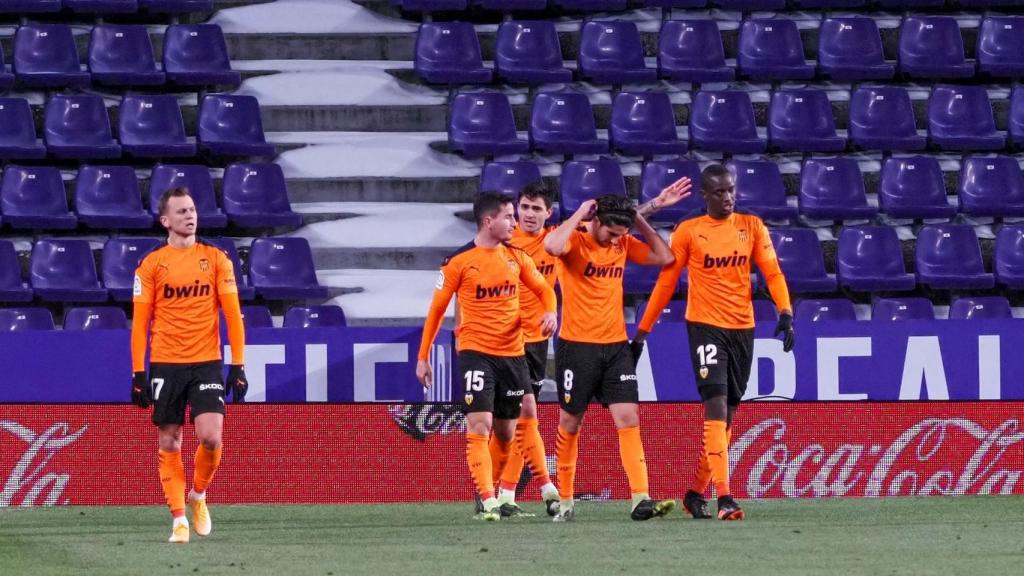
442;240;476;267
735;211;765;226
501;241;532;264
137;242;170;268
671;213;707;236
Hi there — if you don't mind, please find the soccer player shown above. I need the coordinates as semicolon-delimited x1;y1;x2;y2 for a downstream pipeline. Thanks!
632;164;795;521
130;187;249;543
416;192;558;521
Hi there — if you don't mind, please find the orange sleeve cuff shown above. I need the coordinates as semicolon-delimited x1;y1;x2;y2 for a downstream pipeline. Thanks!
130;301;153;373
219;293;246;365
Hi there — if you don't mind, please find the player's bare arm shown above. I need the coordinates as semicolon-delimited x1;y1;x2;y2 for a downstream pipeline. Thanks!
632;214;674;266
544;199;597;256
636;176;693;219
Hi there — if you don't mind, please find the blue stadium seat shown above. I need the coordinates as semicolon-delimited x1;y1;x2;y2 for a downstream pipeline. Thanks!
796;298;857;322
949;296;1013;320
794;0;865;8
119;95;196;159
798;158;877;221
494;21;571;85
140;0;213;11
639;159;702;225
977;16;1024;78
915;224;995;290
767;229;837;293
0;44;16;91
284;305;347;328
480;161;542;198
0;308;55;331
688;91;765;154
878;156;956;220
102;237;163;301
222;163;303;228
75;165;153;229
197;95;275;157
448;92;529;158
30;239;108;302
818;17;894;81
529;92;606;156
0;98;47;160
478;0;547;9
64;307;129;330
738;19;814;82
728;159;797;221
879;0;943;6
0;166;77;230
415;23;491;85
610;92;686;157
203;237;256;300
1011;87;1024;148
624;262;660;296
44;94;122;160
643;0;705;6
241;305;273;328
249;237;328;299
559;157;625;215
958;156;1024;218
552;0;626;10
635;298;687;325
712;0;784;8
836;226;916;292
658;20;733;83
872;297;934;321
849;86;926;152
768;90;845;153
0;1;61;12
396;0;468;10
928;86;1005;152
578;21;657;85
89;24;165;87
65;0;138;14
995;225;1024;288
753;299;778;322
148;164;227;228
899;17;973;79
13;24;90;88
163;24;240;87
0;240;32;302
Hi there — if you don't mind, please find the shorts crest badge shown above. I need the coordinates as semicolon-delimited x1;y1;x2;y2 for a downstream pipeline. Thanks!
464;393;474;406
699;366;709;379
563;393;572;405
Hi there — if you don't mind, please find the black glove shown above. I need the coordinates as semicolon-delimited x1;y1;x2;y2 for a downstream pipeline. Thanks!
131;371;152;408
226;365;248;403
774;313;795;353
628;339;645;365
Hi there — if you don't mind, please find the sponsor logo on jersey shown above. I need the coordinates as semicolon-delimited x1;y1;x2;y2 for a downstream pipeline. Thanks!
703;251;749;269
475;282;517;299
163;281;212;298
583;262;624;278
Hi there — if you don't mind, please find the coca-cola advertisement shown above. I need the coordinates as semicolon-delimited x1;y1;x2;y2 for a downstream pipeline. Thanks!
1;403;1021;506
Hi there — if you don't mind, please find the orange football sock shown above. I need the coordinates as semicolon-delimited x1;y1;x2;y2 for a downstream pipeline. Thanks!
617;426;649;496
488;434;512;487
555;427;579;500
499;437;526;493
158;449;186;518
466;433;495;500
517;417;552;486
704;420;730;497
193;444;222;494
691;427;730;495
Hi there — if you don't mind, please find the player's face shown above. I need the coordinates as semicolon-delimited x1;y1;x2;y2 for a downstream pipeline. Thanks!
484;202;516;241
517;195;552;234
702;174;736;219
160;195;198;237
593;222;630;247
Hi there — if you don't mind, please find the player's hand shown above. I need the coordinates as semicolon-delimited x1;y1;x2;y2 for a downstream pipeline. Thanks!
226;365;248;403
575;199;598;222
131;371;152;408
774;313;795;353
656;176;693;209
416;360;433;389
628;340;645;365
539;312;558;338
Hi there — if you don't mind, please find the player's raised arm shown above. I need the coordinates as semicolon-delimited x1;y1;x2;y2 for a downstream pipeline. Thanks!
517;252;558;337
631;213;674;267
416;260;459;387
635;228;691;342
752;219;794;351
544;199;596;256
637;176;693;220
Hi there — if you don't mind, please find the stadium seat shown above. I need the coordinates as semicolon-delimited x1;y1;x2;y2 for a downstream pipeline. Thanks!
836;226;916;292
610;92;686;157
248;237;328;299
635;299;686;324
753;299;778;322
872;297;934;321
737;19;814;82
688;91;765;154
848;86;926;152
162;25;241;87
494;21;571;85
1011;87;1024;148
0;98;47;160
798;158;877;221
13;24;90;88
560;158;625;215
817;17;894;81
75;166;153;229
712;0;784;9
878;156;956;220
448;92;529;158
65;0;139;14
0;166;77;230
203;237;256;300
478;0;547;9
796;299;857;322
552;0;627;10
899;17;973;79
928;86;1005;152
643;0;705;6
119;95;196;159
479;161;542;198
977;17;1024;77
767;229;837;293
64;307;129;330
639;160;702;224
396;0;468;9
197;95;275;157
915;224;995;290
995;225;1024;288
879;0;943;7
284;305;347;328
578;21;657;85
415;23;491;85
88;25;165;87
0;0;61;12
658;20;733;83
0;240;32;302
0;308;55;331
44;94;122;160
241;305;274;328
957;156;1024;218
0;45;16;91
101;237;164;301
148;164;227;228
624;262;660;296
30;239;108;302
727;159;797;221
222;163;303;228
529;92;606;156
949;296;1013;320
140;0;214;11
768;90;846;153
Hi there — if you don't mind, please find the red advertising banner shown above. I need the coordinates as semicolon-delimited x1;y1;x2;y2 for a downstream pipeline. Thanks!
1;403;1021;506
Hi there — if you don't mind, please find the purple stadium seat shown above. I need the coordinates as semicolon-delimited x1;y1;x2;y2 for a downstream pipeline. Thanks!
978;17;1024;78
643;0;705;6
995;225;1024;288
899;17;974;79
879;0;943;6
284;305;347;328
14;24;90;88
0;1;61;12
1011;87;1024;148
75;165;153;229
849;86;926;152
479;161;542;197
836;226;916;292
658;20;733;83
635;298;686;324
478;0;547;9
222;162;303;228
915;224;994;289
1;166;77;230
738;19;814;82
559;157;625;216
728;159;797;221
768;90;846;153
0;98;47;160
66;0;139;13
639;159;702;224
0;45;15;91
818;17;894;82
119;95;196;159
957;156;1024;218
928;86;1005;151
102;237;164;301
872;297;934;321
241;305;273;328
44;94;122;160
163;25;240;87
958;0;1024;6
30;239;108;302
578;21;657;85
712;0;784;8
64;307;129;330
552;0;627;10
203;237;256;300
754;299;778;322
395;0;468;10
794;0;865;7
0;309;55;331
767;229;837;293
415;23;491;85
529;92;606;156
0;240;32;302
149;164;226;228
878;156;956;220
448;92;529;158
799;158;877;221
89;25;164;87
140;0;214;11
796;298;857;322
197;95;275;157
610;92;686;157
624;262;659;296
494;21;571;85
249;237;328;299
949;296;1013;320
688;91;765;154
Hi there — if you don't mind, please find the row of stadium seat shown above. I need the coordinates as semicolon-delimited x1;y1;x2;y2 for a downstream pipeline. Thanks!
0;303;345;331
0;24;238;90
0;163;300;230
0;94;272;160
449;86;1023;157
418;17;1024;87
397;0;1024;12
0;237;326;303
0;0;210;14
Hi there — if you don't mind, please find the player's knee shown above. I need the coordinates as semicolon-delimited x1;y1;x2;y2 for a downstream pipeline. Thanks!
558;410;583;434
520;394;538;417
609;404;640;429
197;432;222;450
702;395;729;421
